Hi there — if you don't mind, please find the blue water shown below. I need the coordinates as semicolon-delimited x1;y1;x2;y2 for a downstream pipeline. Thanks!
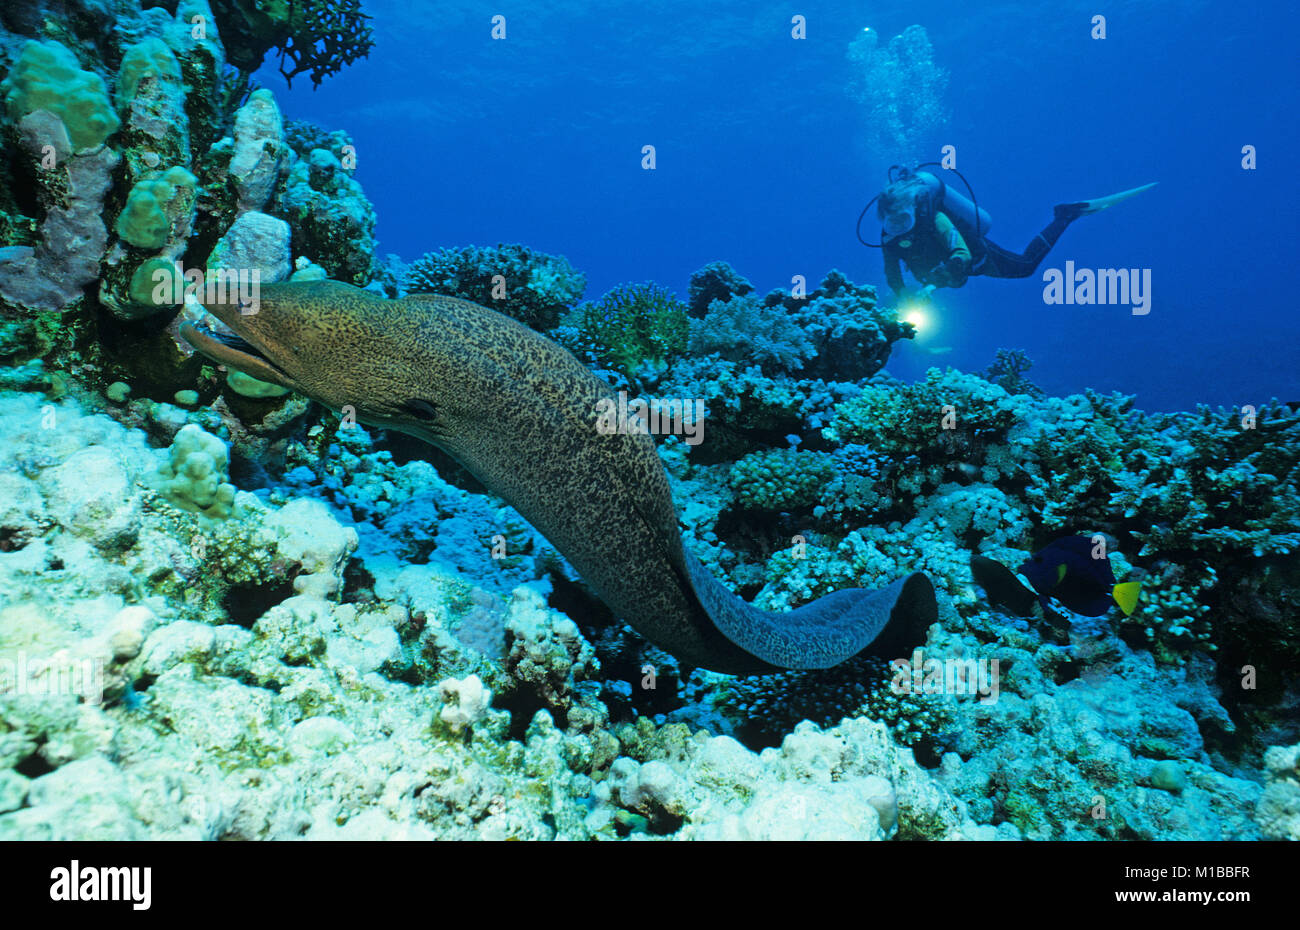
259;0;1299;410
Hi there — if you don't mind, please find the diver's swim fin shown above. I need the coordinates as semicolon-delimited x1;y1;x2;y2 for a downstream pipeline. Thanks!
1076;181;1158;215
1054;182;1157;221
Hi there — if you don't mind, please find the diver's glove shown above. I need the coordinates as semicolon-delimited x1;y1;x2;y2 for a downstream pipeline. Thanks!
928;257;968;288
944;256;969;286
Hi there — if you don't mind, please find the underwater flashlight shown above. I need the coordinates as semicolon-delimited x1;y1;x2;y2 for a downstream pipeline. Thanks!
902;306;930;332
900;286;938;333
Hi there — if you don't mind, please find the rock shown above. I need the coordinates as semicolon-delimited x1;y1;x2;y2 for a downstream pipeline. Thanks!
230;89;286;213
206;211;291;285
39;446;141;551
438;674;492;733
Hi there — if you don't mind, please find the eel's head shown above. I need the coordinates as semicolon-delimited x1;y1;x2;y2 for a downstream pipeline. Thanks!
180;279;452;438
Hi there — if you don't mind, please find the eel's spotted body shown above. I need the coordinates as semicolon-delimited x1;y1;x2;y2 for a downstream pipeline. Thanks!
181;280;935;674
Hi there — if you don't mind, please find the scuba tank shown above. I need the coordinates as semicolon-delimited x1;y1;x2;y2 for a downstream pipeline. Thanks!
915;170;992;243
857;163;991;248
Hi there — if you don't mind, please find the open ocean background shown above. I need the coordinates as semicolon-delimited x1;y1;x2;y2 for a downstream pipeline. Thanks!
254;0;1299;411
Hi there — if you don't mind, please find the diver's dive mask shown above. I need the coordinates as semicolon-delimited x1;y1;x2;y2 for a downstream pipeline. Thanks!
878;181;918;240
882;207;915;238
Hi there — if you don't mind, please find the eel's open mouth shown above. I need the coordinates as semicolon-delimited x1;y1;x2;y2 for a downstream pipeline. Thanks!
179;316;291;387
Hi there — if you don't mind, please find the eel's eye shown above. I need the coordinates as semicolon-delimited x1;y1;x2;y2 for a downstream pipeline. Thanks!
403;398;438;420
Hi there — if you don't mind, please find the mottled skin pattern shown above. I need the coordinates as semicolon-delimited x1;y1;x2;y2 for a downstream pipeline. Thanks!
182;280;933;674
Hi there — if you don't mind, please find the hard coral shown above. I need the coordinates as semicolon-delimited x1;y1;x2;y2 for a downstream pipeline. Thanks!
408;243;585;331
728;448;836;513
278;144;375;285
687;260;754;317
2;39;118;151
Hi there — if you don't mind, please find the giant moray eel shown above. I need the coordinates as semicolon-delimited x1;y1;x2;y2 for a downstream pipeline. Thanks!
181;280;936;674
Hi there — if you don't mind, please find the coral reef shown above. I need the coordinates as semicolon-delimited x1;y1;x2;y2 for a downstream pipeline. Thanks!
688;268;911;381
0;3;1292;845
407;243;586;332
1;324;1294;841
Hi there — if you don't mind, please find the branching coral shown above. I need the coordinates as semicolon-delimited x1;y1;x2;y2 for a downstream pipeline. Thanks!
825;368;1019;497
716;654;953;752
1112;403;1300;558
570;282;688;376
983;348;1043;397
658;357;808;462
689;294;814;375
209;0;375;88
1122;561;1216;661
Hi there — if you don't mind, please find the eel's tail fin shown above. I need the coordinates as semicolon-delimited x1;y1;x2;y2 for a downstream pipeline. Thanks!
683;549;937;672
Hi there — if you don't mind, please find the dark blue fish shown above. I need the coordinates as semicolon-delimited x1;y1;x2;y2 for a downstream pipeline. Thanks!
972;536;1141;618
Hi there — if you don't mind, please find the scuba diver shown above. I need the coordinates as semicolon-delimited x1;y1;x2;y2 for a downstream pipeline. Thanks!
858;164;1156;300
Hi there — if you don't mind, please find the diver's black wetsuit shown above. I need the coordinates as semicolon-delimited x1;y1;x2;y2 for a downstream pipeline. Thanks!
974;206;1078;279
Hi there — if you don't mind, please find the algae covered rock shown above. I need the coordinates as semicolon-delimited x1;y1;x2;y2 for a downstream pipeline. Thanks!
39;445;141;551
0;109;118;312
279;143;375;285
